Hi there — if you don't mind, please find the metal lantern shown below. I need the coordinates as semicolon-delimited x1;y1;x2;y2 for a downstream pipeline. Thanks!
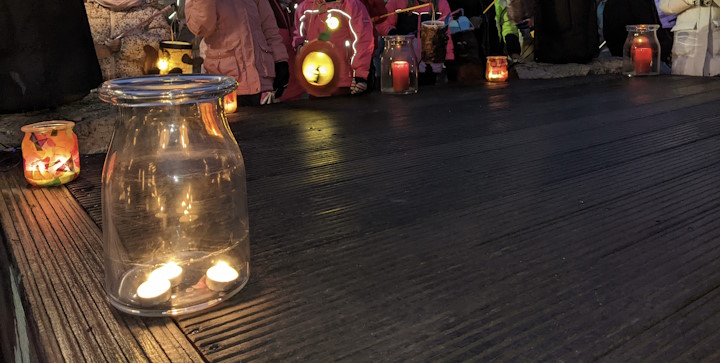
98;75;249;316
20;121;80;187
295;38;345;97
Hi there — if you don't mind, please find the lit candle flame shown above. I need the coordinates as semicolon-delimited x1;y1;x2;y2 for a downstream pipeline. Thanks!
137;278;171;300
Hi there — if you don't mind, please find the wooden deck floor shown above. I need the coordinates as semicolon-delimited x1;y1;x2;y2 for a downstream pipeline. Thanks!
6;74;720;361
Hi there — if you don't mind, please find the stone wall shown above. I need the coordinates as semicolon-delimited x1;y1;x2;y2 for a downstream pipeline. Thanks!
84;0;171;80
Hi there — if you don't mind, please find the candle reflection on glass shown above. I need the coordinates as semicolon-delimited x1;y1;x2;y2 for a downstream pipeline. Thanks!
224;91;238;114
392;61;410;92
206;261;239;292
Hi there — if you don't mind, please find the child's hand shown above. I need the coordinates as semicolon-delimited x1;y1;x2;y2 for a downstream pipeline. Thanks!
273;61;290;98
350;77;368;95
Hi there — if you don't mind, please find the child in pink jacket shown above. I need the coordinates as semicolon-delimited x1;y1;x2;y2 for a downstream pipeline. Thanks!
377;0;454;81
293;0;375;95
186;0;290;105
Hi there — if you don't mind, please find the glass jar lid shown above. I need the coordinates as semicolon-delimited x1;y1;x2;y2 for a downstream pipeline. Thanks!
98;74;238;107
625;24;659;32
383;34;415;45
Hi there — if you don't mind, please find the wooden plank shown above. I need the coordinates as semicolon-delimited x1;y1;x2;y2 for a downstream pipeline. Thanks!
64;75;720;361
0;168;204;362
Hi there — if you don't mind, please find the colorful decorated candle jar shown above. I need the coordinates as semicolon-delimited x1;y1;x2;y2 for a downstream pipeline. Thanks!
20;121;80;187
486;56;509;82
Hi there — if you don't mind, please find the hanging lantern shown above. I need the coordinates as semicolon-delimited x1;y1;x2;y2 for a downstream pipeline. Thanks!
20;121;80;187
98;75;249;316
485;56;509;82
158;40;193;74
295;38;345;97
224;90;238;114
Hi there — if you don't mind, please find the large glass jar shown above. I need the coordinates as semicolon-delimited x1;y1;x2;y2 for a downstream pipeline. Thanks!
623;24;661;77
381;35;419;94
98;75;249;317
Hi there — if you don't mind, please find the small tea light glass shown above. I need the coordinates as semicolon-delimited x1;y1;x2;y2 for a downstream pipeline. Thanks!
157;40;193;74
486;56;509;82
20;120;80;187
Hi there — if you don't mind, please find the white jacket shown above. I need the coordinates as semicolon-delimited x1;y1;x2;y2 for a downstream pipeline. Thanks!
658;0;720;76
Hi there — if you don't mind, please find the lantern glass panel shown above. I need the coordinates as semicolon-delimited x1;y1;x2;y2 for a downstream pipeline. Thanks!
98;75;249;317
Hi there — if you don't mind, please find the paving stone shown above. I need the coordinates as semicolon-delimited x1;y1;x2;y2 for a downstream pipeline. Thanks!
515;58;622;79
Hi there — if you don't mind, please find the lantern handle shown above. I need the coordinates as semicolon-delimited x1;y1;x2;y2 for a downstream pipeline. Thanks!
371;3;434;23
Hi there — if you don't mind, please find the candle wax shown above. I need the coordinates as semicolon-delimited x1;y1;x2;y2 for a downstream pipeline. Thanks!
633;47;653;74
392;61;410;92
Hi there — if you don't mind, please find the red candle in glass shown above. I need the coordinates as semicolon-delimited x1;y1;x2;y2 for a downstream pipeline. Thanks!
392;61;410;92
632;36;653;74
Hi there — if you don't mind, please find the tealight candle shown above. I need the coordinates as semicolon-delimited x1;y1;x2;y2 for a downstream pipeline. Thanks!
206;261;239;292
137;278;171;306
149;262;183;287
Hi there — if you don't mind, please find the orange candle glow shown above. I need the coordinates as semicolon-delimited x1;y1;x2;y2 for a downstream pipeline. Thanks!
486;56;509;82
223;91;238;114
20;121;80;187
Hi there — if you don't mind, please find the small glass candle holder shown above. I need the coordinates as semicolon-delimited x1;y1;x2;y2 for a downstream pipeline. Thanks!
381;35;419;94
623;24;661;77
20;121;80;187
157;40;193;75
486;56;509;82
99;75;249;317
